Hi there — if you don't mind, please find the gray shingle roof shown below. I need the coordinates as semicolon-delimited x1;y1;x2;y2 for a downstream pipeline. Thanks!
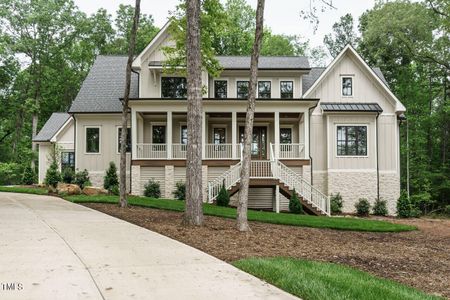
302;67;390;95
33;113;71;142
321;102;383;112
69;56;138;113
216;56;310;70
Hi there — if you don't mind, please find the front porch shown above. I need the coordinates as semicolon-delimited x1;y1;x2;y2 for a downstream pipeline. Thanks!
132;112;310;161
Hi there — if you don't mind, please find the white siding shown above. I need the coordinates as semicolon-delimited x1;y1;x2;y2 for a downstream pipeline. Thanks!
141;167;165;197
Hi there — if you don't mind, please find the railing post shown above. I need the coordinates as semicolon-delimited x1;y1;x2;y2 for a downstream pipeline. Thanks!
167;111;172;159
232;111;237;159
274;111;280;159
304;110;309;159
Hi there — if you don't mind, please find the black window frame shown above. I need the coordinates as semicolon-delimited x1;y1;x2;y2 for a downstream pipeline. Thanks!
237;81;249;99
117;127;132;153
213;127;226;145
336;125;367;156
258;81;271;99
342;77;353;96
280;128;292;144
180;125;188;145
61;152;75;171
85;127;100;153
280;81;294;98
161;77;187;99
214;80;227;99
152;125;166;144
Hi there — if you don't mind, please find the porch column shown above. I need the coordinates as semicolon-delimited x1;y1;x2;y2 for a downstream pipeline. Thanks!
131;108;137;160
202;111;206;159
167;111;172;159
232;111;237;159
274;111;280;159
304;110;310;159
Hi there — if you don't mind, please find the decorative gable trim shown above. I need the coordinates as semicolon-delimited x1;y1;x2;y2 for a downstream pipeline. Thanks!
303;44;406;113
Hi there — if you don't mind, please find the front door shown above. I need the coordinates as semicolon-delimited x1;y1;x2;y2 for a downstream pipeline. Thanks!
239;126;267;160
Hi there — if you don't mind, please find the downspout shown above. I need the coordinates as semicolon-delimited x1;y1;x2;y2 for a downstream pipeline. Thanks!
308;101;319;185
376;112;380;200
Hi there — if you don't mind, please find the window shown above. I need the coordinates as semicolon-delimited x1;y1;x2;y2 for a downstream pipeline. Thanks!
280;81;293;98
61;152;75;170
237;81;249;99
258;81;271;98
337;126;367;156
214;80;227;99
280;128;292;144
117;127;131;152
85;127;100;153
213;127;226;144
161;77;187;98
180;125;188;145
342;77;353;96
152;125;166;144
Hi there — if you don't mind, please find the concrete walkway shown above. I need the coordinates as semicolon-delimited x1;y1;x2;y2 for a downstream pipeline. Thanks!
0;192;296;300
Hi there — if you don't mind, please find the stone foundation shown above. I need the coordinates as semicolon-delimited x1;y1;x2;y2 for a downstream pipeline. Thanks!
131;165;141;195
164;165;174;198
379;171;400;215
88;170;130;192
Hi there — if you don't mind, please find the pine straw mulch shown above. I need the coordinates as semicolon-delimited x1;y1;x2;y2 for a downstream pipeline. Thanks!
83;203;450;298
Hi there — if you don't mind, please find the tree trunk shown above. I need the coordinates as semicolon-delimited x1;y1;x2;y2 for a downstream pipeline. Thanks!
119;0;140;208
183;0;204;226
237;0;265;232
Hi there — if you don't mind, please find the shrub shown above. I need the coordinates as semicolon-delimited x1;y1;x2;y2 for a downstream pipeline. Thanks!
21;166;36;185
62;167;75;184
216;183;230;207
330;193;343;214
144;179;161;198
109;185;119;196
397;191;420;218
0;162;23;185
289;189;303;214
355;198;371;216
173;181;185;200
372;198;388;216
74;169;90;189
103;162;119;192
44;161;61;188
445;205;450;215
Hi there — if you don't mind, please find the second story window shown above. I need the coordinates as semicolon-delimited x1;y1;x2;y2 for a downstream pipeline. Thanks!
280;81;293;98
214;80;227;99
85;127;100;153
161;77;187;98
237;81;249;99
280;128;292;144
342;77;353;96
258;81;271;99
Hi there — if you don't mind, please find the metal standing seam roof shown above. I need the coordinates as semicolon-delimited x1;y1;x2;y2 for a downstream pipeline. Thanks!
320;102;383;112
69;56;138;113
33;113;71;142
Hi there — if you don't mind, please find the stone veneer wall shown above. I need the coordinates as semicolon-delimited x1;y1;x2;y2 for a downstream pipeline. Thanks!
89;171;130;192
164;166;174;198
379;172;400;215
327;171;378;214
131;165;141;195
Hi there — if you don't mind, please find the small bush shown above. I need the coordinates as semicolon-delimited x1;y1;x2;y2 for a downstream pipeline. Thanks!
0;162;23;185
74;169;90;189
144;179;161;198
396;190;420;218
355;198;371;216
21;166;36;185
103;162;119;192
330;193;343;214
62;167;75;184
109;185;119;196
44;161;61;188
289;189;303;214
216;183;230;207
372;198;388;216
173;181;185;200
444;205;450;215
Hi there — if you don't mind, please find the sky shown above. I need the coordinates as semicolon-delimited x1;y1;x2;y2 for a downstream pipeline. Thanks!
74;0;376;49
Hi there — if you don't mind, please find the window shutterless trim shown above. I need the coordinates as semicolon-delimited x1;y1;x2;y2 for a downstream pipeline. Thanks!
258;81;272;99
84;126;101;155
160;76;187;99
213;79;228;99
335;124;368;157
236;80;250;99
341;75;354;97
280;80;294;99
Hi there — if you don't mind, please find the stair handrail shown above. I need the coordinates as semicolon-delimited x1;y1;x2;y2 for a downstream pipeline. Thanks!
207;161;242;203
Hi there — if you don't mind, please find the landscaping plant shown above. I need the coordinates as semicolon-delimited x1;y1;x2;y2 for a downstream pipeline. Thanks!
355;198;371;216
103;162;119;193
173;181;185;200
216;183;230;207
144;179;161;198
397;190;420;218
330;193;343;214
44;161;61;188
74;169;91;189
372;197;388;216
0;162;23;185
289;189;303;214
62;167;74;184
21;165;36;185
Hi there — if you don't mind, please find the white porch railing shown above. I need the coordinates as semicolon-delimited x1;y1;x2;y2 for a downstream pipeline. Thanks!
205;144;233;159
172;144;187;159
279;143;305;159
208;162;242;202
250;160;273;178
136;144;166;159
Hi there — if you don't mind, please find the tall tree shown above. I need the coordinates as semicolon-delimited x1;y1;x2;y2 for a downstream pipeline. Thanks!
183;0;204;226
237;0;265;232
119;0;140;208
323;13;359;57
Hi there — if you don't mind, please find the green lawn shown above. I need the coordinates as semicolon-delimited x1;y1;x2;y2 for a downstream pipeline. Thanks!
233;257;440;300
0;186;48;195
64;194;416;232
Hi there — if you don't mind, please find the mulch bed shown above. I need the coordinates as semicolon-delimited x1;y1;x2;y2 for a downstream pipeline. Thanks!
83;203;450;298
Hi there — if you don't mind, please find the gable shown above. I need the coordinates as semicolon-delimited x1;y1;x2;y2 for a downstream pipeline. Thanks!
304;45;405;114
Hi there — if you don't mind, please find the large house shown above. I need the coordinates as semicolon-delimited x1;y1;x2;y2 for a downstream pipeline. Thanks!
33;22;405;215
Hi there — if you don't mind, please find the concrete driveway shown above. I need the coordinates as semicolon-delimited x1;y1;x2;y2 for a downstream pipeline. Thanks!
0;192;296;300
